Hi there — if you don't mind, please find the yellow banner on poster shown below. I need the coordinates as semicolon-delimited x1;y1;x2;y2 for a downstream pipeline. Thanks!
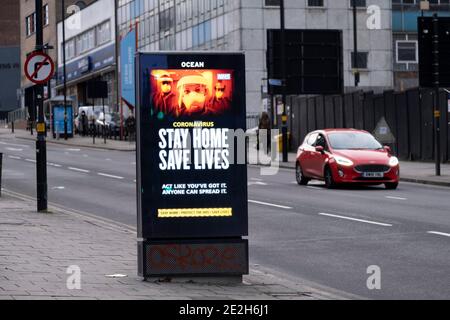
158;208;232;218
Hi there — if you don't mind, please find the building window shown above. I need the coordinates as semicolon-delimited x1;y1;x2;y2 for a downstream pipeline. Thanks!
26;14;36;36
264;0;280;6
192;20;212;47
396;40;418;63
350;0;366;7
308;0;324;7
97;21;111;45
351;52;369;69
159;6;175;32
77;28;96;54
64;39;76;60
44;4;49;26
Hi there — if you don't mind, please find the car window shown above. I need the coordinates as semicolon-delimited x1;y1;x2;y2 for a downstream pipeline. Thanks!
314;134;328;150
328;132;383;150
307;133;318;146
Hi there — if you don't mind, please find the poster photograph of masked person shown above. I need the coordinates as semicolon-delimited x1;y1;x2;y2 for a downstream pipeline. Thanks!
150;69;234;118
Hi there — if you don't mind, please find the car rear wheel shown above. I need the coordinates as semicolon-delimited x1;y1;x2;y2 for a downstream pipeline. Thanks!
324;166;336;189
296;162;310;185
385;182;398;190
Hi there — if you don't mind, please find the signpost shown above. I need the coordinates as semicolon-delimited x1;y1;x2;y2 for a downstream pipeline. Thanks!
136;53;249;279
26;0;53;212
24;51;55;85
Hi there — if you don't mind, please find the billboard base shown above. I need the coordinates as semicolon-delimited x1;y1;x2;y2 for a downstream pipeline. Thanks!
138;238;249;278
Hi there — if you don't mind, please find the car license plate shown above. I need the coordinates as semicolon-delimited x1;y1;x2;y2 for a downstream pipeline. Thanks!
363;172;384;178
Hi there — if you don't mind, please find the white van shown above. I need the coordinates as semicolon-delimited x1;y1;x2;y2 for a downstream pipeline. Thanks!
74;106;110;133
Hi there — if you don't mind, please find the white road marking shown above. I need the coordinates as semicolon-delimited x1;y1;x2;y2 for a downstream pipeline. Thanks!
105;158;112;161
83;154;88;157
98;173;124;180
386;196;407;201
66;148;81;152
25;159;36;163
248;181;268;186
318;212;393;227
427;231;450;238
68;167;90;173
307;186;323;190
250;178;264;181
248;200;293;210
6;147;23;151
0;141;29;148
8;156;21;160
47;163;62;167
52;186;65;190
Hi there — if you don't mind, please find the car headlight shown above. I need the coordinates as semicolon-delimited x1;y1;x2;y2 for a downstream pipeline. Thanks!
389;156;399;167
334;155;354;167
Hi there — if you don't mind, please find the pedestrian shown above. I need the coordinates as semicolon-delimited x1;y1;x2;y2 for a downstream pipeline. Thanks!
80;111;88;137
125;114;136;142
257;112;271;154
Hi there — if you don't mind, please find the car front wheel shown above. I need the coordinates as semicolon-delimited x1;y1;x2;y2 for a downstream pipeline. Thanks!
324;166;336;189
296;162;310;185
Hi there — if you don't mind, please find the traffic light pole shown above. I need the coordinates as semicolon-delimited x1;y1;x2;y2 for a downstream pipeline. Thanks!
280;0;288;163
432;13;441;176
35;0;48;211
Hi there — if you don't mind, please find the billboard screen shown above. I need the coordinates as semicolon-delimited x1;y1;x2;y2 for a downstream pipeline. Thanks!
136;53;248;240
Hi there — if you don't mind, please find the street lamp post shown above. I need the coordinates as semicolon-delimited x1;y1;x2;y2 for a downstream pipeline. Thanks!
280;0;288;163
352;0;360;87
62;0;68;140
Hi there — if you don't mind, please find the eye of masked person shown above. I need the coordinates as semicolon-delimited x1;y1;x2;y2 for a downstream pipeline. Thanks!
184;85;206;95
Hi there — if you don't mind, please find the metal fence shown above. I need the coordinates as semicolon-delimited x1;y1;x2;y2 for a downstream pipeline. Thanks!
277;88;449;162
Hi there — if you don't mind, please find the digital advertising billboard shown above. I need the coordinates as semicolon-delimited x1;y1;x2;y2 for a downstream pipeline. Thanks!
136;53;248;277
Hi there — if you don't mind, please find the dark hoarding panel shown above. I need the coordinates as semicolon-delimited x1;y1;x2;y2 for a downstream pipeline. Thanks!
136;53;248;240
374;94;385;129
343;93;354;128
363;92;375;132
290;97;301;149
315;96;325;129
395;92;410;159
140;239;249;277
406;89;421;160
324;96;335;129
384;90;398;153
299;98;309;142
420;89;434;161
307;97;317;132
334;95;344;128
353;92;364;130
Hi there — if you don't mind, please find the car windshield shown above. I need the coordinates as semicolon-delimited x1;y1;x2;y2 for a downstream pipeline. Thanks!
328;132;383;150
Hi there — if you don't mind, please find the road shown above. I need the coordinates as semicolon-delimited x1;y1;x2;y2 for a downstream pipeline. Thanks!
1;134;449;299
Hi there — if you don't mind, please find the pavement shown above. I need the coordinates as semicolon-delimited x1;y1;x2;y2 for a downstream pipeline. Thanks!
0;128;135;152
0;191;355;300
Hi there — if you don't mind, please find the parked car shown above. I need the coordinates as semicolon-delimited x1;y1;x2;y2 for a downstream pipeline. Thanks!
295;129;400;189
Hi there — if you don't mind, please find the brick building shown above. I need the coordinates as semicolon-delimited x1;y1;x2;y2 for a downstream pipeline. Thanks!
0;0;20;116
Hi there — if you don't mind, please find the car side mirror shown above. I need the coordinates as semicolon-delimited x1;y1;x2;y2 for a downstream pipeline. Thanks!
315;146;325;154
384;146;391;153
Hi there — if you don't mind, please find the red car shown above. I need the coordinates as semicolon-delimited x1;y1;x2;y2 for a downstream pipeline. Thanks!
296;129;399;189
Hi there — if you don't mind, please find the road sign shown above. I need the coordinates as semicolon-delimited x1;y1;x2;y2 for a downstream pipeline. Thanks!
373;117;395;144
24;51;54;84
